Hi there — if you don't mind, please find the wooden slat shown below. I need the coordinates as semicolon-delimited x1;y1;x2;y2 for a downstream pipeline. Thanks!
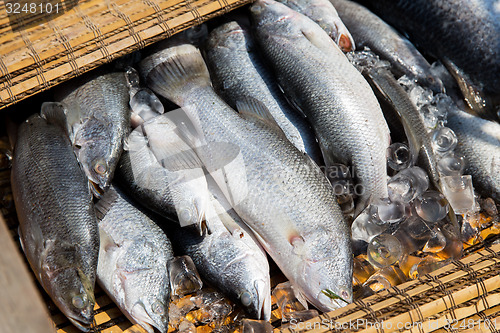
0;214;56;333
0;0;250;110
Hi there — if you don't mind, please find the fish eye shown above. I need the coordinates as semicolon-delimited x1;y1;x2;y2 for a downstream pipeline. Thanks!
179;207;193;223
93;161;107;175
72;294;87;309
341;289;350;301
151;301;164;315
240;291;253;307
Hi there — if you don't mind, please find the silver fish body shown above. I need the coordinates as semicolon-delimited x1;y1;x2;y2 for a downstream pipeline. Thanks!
205;21;321;161
446;109;500;202
140;43;353;311
55;72;131;195
96;186;173;333
330;0;443;93
251;0;390;214
276;0;355;51
117;113;211;232
167;191;272;320
366;67;440;188
11;103;99;332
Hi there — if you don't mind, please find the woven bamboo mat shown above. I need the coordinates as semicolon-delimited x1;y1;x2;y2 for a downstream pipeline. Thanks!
0;0;251;111
280;243;500;333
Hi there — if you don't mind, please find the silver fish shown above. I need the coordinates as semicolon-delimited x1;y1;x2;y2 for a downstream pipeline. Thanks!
330;0;444;93
55;72;131;196
167;190;272;320
251;0;390;215
11;103;99;332
96;186;173;333
140;42;353;311
117;112;212;234
276;0;355;52
365;66;440;188
205;21;321;161
446;109;500;203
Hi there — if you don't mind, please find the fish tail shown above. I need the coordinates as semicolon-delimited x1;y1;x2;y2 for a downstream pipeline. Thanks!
141;44;211;105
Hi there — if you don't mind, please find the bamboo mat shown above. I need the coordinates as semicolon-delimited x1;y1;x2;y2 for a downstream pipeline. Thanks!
281;243;500;333
0;0;251;111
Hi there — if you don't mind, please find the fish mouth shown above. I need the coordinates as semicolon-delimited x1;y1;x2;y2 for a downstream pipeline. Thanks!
89;180;105;198
254;279;272;321
314;290;349;311
67;316;93;332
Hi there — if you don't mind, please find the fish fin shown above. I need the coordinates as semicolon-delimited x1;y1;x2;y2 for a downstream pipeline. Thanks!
290;283;310;310
442;58;494;119
300;24;338;55
40;102;70;136
159;149;204;172
143;45;210;105
99;228;119;252
236;96;286;136
95;187;120;220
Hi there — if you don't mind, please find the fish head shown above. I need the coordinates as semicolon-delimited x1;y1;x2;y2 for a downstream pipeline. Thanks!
46;267;96;331
235;277;272;321
207;22;249;52
74;126;115;196
297;247;353;311
130;298;169;333
250;0;296;35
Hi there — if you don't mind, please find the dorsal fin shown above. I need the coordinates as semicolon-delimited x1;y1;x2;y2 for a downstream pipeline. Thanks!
40;102;70;136
236;96;286;137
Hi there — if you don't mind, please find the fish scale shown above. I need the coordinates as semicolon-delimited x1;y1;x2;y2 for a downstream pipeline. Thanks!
140;42;352;312
96;186;173;333
11;105;99;332
251;0;390;215
204;21;321;161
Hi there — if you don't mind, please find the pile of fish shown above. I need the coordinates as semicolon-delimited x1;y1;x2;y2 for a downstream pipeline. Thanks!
7;0;499;331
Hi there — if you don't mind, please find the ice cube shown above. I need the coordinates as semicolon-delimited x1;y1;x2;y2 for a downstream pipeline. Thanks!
388;167;429;203
352;255;377;287
367;234;403;268
241;319;273;333
168;256;203;297
431;127;458;154
399;255;423;277
178;319;197;332
369;199;409;224
125;66;140;89
387;143;412;171
282;309;319;323
420;104;439;130
272;282;308;322
437;154;465;176
435;222;463;260
409;85;433;108
351;210;387;242
409;256;448;278
441;175;477;214
364;266;407;292
414;191;449;222
422;228;447;253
